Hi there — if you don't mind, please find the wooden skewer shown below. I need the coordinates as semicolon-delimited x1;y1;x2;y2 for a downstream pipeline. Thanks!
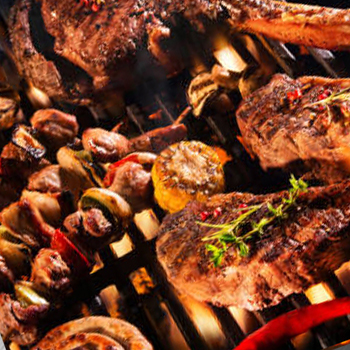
174;106;192;125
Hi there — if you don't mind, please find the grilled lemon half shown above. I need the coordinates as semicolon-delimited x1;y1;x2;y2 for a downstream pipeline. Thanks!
152;141;225;213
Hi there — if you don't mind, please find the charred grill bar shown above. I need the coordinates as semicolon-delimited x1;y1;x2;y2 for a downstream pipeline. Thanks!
1;1;350;350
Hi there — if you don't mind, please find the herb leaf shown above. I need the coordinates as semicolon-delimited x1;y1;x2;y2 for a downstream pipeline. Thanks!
200;175;308;267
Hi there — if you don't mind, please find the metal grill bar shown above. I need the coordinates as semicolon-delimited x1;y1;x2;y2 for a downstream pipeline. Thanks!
1;1;350;349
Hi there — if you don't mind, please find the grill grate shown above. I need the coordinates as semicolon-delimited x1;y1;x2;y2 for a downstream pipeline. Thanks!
1;1;350;350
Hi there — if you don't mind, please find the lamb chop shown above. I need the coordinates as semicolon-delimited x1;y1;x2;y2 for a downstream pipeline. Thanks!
236;74;350;184
157;179;350;310
9;0;350;103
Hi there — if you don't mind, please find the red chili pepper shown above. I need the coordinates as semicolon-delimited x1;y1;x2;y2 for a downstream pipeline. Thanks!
317;89;332;101
287;88;302;103
103;154;140;187
51;230;91;275
234;297;350;350
200;211;210;221
213;207;223;219
91;3;101;11
80;0;89;6
238;203;248;214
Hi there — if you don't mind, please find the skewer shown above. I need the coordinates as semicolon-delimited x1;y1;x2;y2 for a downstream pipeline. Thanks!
174;106;192;126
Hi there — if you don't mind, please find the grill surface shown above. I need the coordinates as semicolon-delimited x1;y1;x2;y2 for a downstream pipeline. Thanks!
1;1;350;350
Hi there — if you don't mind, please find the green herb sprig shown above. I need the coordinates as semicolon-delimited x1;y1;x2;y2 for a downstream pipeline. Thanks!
198;175;308;267
304;86;350;124
305;86;350;110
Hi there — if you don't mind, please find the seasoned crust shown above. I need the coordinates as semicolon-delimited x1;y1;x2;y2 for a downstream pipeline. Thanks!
157;181;350;310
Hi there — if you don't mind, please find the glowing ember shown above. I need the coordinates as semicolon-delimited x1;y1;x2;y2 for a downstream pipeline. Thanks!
213;35;247;73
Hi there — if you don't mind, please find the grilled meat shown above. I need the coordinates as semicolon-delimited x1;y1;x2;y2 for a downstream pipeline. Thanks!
82;208;113;239
27;165;65;193
81;124;187;164
31;249;71;295
33;316;153;350
0;199;55;249
130;124;188;154
64;209;115;254
108;161;154;212
10;0;350;103
0;255;15;291
237;74;350;184
82;128;131;163
0;141;49;181
157;181;350;310
63;211;83;238
0;293;48;345
103;152;156;212
31;109;79;150
0;177;22;211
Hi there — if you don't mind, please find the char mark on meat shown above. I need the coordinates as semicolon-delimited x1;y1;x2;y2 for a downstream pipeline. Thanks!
237;74;350;184
9;0;350;103
0;293;48;345
157;181;350;310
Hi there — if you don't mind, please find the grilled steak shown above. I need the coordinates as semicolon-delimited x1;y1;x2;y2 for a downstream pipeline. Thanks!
237;74;350;184
157;181;350;310
9;0;350;103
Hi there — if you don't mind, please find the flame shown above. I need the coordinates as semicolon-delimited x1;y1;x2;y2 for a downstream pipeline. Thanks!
336;261;350;294
213;35;247;73
26;84;51;109
110;234;133;257
229;307;259;335
305;283;335;304
213;146;233;166
181;295;226;348
130;268;155;295
100;285;122;318
133;210;160;241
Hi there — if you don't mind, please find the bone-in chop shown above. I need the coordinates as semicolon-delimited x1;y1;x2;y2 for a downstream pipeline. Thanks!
9;0;350;103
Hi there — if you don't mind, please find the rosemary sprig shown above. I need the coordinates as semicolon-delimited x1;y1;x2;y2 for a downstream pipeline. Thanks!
198;175;308;267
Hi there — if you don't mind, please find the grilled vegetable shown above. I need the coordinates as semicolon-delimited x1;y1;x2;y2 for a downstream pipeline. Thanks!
51;229;91;275
79;188;132;238
104;153;156;187
33;316;153;350
15;282;49;308
12;125;46;159
57;147;104;189
0;199;55;249
0;226;31;276
0;95;23;130
152;141;225;213
235;297;350;350
21;190;62;227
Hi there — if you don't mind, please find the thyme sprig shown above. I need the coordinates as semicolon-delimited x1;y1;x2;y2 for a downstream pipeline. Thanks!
199;175;308;267
305;86;350;109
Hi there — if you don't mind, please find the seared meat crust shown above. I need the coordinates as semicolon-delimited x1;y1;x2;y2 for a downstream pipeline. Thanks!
237;74;350;184
157;181;350;310
0;293;48;345
31;248;71;295
10;0;350;103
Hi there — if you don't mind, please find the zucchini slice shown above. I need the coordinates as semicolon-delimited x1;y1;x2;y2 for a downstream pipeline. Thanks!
79;188;132;242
